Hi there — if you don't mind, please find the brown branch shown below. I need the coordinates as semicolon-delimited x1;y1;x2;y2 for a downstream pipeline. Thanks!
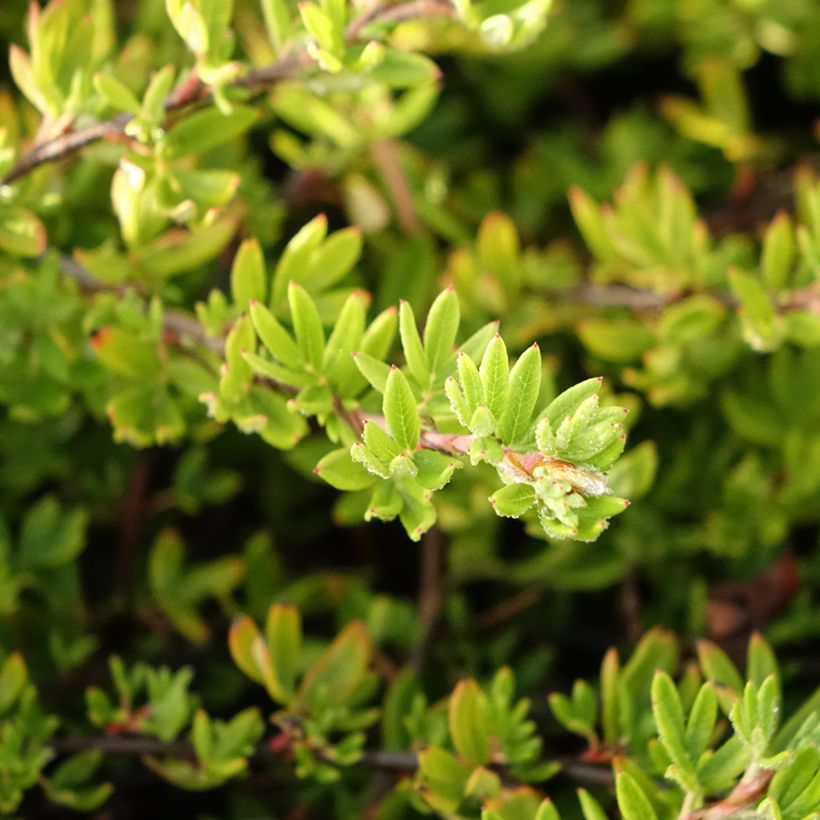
53;735;197;760
49;733;614;790
551;283;738;311
409;525;446;671
681;766;774;819
2;0;455;186
476;587;543;632
58;255;226;355
371;139;420;235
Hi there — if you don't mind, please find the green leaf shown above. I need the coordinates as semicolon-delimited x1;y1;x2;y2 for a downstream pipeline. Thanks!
288;281;325;371
370;48;440;88
249;301;303;369
383;367;420;452
228;616;266;684
363;420;401;463
652;671;697;788
315;448;375;491
747;632;779;691
479;335;509;419
0;206;47;257
543;378;603;429
382;667;420;751
94;72;141;114
569;187;617;263
272;215;328;305
449;680;490;766
323;290;367;378
399;300;430;387
414;450;460;492
600;647;620;745
18;497;88;570
535;800;561;820
697;640;744;697
497;343;541;444
578;318;655;363
685;682;718;761
0;653;27;713
265;604;302;703
577;789;608;820
299;621;371;708
423;288;460;374
305;227;362;291
615;771;658;820
728;268;780;351
260;0;290;53
489;484;536;518
456;352;484;413
231;238;267;308
163;105;258;157
299;3;338;51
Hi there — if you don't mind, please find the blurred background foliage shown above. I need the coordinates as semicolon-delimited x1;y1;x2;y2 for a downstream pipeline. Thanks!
1;0;820;815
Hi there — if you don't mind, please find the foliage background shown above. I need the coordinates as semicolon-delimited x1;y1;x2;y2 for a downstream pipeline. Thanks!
1;0;820;816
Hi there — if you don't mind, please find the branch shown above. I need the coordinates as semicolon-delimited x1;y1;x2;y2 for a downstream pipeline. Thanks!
371;138;420;235
409;525;445;671
681;766;774;819
2;0;455;186
551;283;739;311
50;733;614;789
58;255;226;356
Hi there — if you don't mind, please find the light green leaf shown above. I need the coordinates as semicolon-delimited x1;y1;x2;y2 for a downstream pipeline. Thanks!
265;604;302;703
299;621;371;707
615;771;658;820
423;288;460;374
449;680;490;766
288;281;325;371
249;301;303;369
489;484;535;518
231;238;267;307
163;105;258;157
479;335;508;419
497;343;541;444
399;300;430;387
315;448;375;491
383;367;420;452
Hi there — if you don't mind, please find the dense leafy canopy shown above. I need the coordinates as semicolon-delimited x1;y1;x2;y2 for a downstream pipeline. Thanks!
1;0;820;816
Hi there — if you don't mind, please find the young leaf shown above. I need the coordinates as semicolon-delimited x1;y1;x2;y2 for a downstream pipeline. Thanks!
615;771;659;820
383;367;420;452
314;448;375;491
497;344;541;444
479;335;509;419
449;680;490;766
423;288;460;374
399;300;430;387
265;604;302;703
231;239;267;307
299;622;371;708
288;281;325;371
229;616;266;684
489;484;536;518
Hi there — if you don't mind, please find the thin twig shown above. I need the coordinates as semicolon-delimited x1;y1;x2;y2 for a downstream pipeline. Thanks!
371;139;420;235
115;453;154;598
476;588;543;632
551;283;738;311
50;734;615;790
2;0;455;186
681;766;774;819
58;255;226;355
52;735;197;759
409;525;445;671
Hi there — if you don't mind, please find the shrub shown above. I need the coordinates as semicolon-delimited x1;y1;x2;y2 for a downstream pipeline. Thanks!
1;0;819;816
